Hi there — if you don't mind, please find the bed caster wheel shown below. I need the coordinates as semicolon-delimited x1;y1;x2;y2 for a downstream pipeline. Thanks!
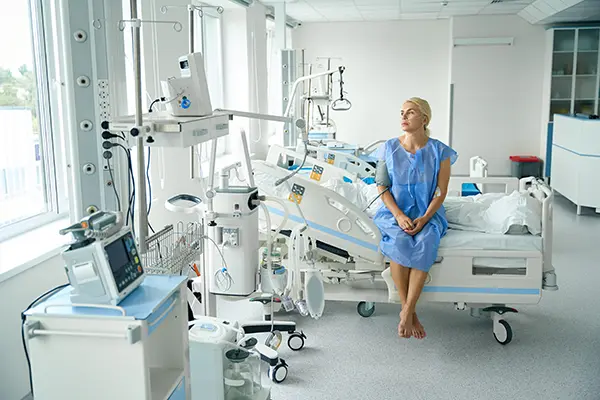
288;331;306;351
493;319;513;345
269;360;288;384
357;301;375;318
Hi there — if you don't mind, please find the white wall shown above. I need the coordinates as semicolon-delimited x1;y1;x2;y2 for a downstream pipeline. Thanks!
0;255;66;400
292;20;452;146
449;15;545;175
293;16;546;176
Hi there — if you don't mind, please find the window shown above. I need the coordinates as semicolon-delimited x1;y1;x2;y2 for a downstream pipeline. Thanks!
196;10;226;161
0;0;67;241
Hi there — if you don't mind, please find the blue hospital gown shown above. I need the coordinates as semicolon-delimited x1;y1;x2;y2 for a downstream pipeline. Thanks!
372;137;458;272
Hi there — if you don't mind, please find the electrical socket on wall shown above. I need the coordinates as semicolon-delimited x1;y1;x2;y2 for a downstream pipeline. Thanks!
97;80;110;117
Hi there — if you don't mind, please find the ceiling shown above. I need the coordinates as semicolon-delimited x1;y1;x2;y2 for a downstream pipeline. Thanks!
264;0;600;24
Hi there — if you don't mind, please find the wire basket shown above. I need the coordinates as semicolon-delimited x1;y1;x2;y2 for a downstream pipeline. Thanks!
141;222;203;275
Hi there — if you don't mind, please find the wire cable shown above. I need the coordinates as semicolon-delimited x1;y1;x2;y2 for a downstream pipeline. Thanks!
114;144;134;229
275;141;308;187
362;187;389;213
204;236;234;292
106;157;121;212
21;283;69;398
146;147;155;234
148;97;165;113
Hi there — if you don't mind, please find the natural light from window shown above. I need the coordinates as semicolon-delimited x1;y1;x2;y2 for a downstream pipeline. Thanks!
0;1;48;230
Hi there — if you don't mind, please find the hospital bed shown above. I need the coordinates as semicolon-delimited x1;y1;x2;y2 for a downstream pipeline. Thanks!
253;145;557;345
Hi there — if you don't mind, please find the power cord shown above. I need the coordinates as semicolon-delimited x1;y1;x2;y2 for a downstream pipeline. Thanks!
106;157;121;212
362;187;390;213
148;97;166;113
21;283;69;398
146;147;155;234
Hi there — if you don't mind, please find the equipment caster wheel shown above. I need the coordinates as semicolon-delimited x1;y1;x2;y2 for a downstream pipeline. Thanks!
493;319;513;345
288;331;306;351
357;301;375;318
269;360;288;383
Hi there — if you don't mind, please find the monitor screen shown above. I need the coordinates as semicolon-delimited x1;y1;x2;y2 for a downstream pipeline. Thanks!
104;231;143;293
105;238;130;273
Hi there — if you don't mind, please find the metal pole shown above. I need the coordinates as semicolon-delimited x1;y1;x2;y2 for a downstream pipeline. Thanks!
131;0;148;252
326;58;331;138
188;5;194;53
189;5;195;180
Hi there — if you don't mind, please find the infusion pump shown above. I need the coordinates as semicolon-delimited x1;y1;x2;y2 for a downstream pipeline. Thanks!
60;212;145;305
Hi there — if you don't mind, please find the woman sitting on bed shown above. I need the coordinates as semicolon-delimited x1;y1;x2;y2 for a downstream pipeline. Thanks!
373;97;457;339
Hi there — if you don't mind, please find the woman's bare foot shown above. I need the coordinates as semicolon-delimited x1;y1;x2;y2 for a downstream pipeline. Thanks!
398;310;414;338
412;313;426;339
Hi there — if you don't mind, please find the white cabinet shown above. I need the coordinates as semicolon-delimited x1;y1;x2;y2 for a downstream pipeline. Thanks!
546;28;600;121
551;114;600;215
23;275;190;400
541;27;600;178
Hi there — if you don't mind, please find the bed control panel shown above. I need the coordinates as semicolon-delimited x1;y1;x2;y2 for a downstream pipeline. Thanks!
310;165;324;182
289;184;305;205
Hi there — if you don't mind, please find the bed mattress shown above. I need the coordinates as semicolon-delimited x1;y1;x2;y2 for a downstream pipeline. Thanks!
440;229;542;252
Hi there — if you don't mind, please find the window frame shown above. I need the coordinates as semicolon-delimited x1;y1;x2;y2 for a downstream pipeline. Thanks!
196;9;227;160
0;0;68;242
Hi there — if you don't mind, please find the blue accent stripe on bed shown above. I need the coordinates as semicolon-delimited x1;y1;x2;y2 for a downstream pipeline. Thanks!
423;286;540;295
266;206;379;252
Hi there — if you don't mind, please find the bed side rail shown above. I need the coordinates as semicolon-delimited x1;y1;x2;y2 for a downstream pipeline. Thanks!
519;178;555;281
299;144;376;178
266;144;360;184
447;176;519;196
253;160;383;265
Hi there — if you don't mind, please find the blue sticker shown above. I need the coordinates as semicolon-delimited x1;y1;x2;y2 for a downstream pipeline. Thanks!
181;97;191;109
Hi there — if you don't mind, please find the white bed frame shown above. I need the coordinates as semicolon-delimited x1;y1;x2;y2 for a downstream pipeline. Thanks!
253;149;558;344
296;143;376;178
266;145;364;184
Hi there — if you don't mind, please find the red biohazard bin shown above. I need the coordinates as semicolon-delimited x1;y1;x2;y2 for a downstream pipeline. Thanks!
509;155;543;179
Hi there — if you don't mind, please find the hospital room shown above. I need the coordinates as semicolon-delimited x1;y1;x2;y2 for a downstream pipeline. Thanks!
2;0;600;399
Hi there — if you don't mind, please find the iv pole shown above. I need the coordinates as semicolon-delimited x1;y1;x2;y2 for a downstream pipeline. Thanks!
130;0;148;252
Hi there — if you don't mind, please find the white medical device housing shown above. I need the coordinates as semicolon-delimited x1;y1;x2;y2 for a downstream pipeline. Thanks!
189;316;241;399
161;52;213;117
208;187;260;296
189;316;271;400
61;228;145;305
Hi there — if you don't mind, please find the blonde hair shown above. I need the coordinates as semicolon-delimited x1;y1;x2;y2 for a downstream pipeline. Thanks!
406;97;432;137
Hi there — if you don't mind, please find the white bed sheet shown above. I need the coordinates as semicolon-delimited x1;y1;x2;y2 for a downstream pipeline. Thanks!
440;229;542;252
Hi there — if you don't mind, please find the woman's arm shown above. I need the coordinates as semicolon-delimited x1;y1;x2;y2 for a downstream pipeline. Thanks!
422;157;451;221
405;158;451;235
379;185;403;218
379;186;414;230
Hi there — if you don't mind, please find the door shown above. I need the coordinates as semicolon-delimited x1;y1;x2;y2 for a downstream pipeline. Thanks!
450;42;543;176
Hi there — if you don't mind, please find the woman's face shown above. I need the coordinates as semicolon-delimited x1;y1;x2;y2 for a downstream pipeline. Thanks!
400;102;427;133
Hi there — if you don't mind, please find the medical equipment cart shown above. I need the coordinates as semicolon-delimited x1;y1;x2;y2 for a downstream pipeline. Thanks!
23;275;190;400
